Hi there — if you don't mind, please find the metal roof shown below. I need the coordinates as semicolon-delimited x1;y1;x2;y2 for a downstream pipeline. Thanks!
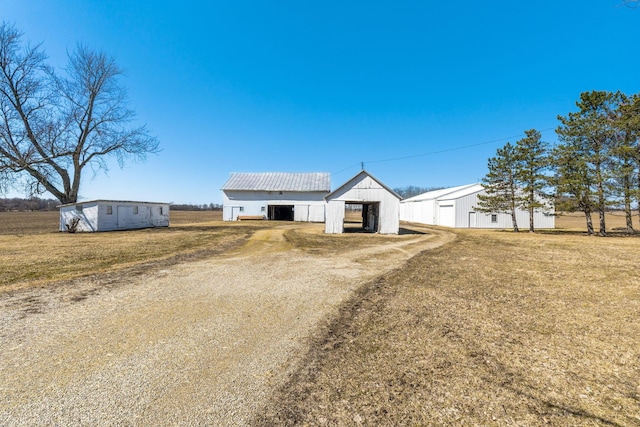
58;200;169;207
401;183;481;203
221;172;331;192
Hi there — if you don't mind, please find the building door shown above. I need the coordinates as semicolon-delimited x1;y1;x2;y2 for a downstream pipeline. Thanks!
469;212;477;228
268;205;294;221
117;205;134;229
438;205;455;227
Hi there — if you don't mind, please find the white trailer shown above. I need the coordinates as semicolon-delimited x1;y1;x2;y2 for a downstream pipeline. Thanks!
59;200;169;232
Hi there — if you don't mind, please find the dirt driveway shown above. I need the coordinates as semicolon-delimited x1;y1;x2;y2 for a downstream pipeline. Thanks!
0;223;453;426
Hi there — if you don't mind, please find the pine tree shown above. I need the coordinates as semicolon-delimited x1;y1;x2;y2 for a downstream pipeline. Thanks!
609;93;640;234
556;91;619;236
476;142;520;232
551;142;596;235
514;129;550;232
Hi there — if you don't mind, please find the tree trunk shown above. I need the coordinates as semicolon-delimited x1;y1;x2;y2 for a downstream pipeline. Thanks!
595;164;607;237
623;174;634;234
598;210;607;237
637;166;640;225
584;209;594;236
511;209;519;232
528;188;535;233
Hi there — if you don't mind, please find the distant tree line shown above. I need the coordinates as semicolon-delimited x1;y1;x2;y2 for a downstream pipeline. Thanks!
478;90;640;236
170;203;222;211
393;185;445;199
0;197;59;211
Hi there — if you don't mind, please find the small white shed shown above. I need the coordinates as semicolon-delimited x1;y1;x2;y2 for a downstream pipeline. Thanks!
325;170;401;234
59;200;170;232
400;183;555;228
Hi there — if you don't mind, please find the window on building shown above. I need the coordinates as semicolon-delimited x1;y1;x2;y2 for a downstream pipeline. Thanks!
106;205;113;215
159;207;163;215
134;206;139;214
261;206;265;212
491;214;497;223
239;206;244;212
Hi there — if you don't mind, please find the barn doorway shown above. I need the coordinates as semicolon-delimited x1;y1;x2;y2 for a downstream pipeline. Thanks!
268;205;294;221
344;202;379;233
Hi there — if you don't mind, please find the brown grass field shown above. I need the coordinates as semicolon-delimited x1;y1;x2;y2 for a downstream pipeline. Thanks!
256;224;640;426
1;210;639;425
0;210;258;293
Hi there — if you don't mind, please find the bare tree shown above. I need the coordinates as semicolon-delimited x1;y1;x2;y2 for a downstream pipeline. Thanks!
0;22;159;204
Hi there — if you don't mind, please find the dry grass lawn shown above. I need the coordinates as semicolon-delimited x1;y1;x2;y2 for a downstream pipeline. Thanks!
0;210;251;293
2;210;639;425
256;227;640;426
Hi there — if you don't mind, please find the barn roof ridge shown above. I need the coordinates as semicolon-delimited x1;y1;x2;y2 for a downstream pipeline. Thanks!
221;172;331;192
401;183;481;202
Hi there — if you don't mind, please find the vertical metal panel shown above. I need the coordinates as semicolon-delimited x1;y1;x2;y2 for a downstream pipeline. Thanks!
222;190;327;222
325;201;345;233
438;205;455;227
294;205;309;222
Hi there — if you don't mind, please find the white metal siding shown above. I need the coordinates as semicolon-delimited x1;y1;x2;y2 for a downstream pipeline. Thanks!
222;190;326;222
438;205;455;228
59;201;169;232
325;201;345;233
59;203;98;232
400;184;555;229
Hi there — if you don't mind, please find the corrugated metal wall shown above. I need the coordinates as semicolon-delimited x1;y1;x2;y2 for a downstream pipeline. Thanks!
325;201;345;233
400;187;555;229
222;191;327;222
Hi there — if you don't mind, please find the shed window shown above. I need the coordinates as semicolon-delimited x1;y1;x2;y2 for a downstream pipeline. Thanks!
159;207;163;215
134;206;139;214
491;214;497;223
106;205;113;215
261;206;265;212
75;205;83;213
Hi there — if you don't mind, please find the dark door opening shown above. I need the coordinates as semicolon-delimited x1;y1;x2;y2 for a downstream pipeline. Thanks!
268;205;294;221
344;202;379;233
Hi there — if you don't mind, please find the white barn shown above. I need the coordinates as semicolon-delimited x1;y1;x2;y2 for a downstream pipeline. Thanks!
59;200;169;232
399;183;555;229
325;170;401;234
221;172;330;222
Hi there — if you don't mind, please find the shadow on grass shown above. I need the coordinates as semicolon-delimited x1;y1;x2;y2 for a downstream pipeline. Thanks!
536;229;640;238
342;227;426;235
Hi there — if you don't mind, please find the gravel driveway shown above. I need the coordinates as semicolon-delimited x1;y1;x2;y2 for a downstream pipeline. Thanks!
0;223;453;426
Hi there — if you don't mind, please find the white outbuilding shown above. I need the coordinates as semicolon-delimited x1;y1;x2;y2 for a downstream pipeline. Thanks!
325;170;401;234
399;183;555;229
59;200;170;232
221;172;330;222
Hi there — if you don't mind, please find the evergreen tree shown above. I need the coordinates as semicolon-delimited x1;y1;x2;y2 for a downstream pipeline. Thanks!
556;91;619;236
476;142;520;232
514;129;550;232
609;93;640;234
551;141;596;235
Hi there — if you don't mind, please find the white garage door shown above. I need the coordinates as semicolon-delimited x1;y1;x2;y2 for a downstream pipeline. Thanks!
439;205;455;227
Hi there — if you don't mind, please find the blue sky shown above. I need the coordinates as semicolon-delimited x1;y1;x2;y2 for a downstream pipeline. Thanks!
3;1;640;204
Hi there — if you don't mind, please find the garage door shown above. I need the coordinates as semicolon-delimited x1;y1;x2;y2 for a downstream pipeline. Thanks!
438;205;455;227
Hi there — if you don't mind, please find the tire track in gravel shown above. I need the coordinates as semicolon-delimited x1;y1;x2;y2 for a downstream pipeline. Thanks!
0;223;454;426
